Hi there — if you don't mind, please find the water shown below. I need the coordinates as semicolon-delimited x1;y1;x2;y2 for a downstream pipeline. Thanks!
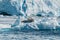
0;31;59;40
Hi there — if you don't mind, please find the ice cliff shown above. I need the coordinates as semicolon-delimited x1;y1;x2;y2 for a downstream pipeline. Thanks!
0;0;60;30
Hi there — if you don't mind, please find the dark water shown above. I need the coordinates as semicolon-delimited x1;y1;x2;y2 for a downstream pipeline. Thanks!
0;28;59;40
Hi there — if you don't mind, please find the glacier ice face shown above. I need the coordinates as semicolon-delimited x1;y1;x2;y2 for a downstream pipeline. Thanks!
0;0;60;30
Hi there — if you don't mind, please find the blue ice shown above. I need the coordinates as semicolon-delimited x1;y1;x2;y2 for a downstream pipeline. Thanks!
0;0;60;31
0;0;60;40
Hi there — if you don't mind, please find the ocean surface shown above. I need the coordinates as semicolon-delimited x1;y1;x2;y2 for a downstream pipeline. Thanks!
0;30;60;40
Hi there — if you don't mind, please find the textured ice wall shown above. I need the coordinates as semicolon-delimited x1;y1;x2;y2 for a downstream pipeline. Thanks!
16;0;60;30
0;0;60;30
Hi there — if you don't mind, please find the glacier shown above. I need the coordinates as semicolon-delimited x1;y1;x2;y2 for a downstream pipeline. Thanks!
10;0;60;30
0;0;60;31
0;0;60;40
